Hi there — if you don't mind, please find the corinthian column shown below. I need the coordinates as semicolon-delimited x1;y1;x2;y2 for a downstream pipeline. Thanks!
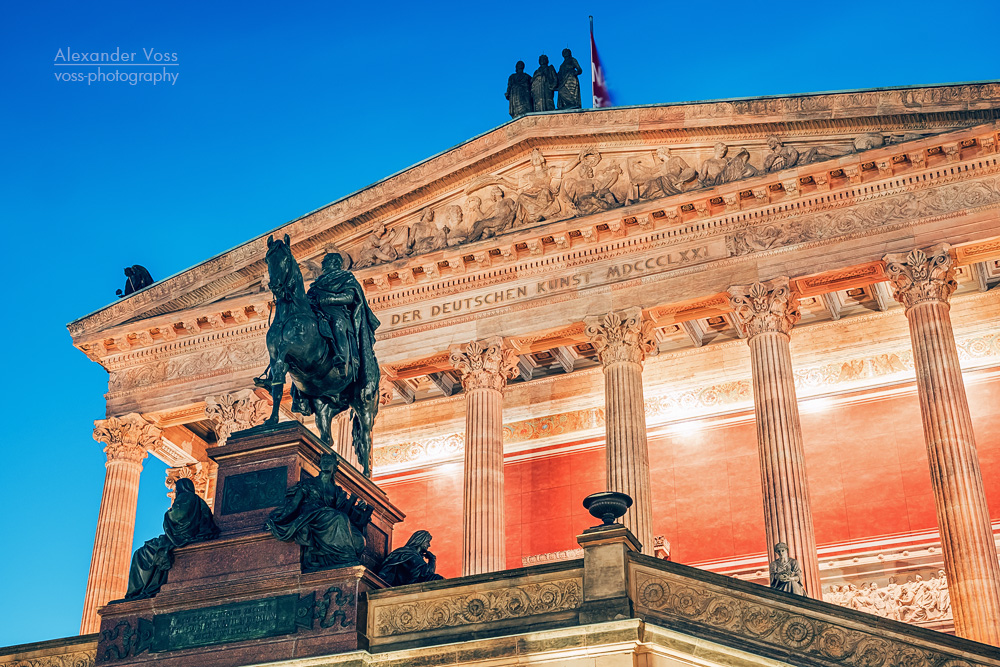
81;414;158;633
333;409;360;470
450;337;519;575
883;244;1000;644
584;307;657;554
728;278;821;598
205;389;269;446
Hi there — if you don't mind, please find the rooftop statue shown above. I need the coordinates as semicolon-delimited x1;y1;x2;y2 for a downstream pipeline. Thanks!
531;55;558;112
376;530;445;586
257;235;381;476
116;264;154;298
506;61;533;118
769;542;805;596
556;48;583;110
123;478;219;600
266;455;373;571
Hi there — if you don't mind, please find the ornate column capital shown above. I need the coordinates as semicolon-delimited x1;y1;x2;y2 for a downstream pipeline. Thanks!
378;367;396;406
166;461;216;503
882;244;957;309
584;307;658;367
449;336;519;392
205;389;269;445
93;413;157;464
727;277;801;338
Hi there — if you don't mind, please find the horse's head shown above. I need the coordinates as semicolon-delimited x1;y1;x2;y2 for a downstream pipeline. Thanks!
265;234;305;301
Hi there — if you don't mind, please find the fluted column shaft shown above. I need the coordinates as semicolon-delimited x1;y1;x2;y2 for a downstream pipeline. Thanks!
585;307;656;553
885;244;1000;644
451;338;518;575
730;279;821;598
80;414;158;633
334;409;361;471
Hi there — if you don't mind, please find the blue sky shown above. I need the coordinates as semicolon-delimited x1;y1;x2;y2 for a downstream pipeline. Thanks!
0;0;997;648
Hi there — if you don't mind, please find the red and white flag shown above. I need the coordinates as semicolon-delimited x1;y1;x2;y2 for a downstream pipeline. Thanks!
590;16;612;108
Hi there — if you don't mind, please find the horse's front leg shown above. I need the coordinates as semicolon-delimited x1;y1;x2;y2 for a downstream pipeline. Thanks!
266;358;288;425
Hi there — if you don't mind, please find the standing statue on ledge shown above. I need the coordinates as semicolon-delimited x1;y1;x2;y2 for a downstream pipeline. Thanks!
266;455;373;571
123;478;219;600
556;48;583;110
377;530;445;586
505;61;532;118
256;235;381;476
531;55;557;112
116;265;154;297
769;542;805;596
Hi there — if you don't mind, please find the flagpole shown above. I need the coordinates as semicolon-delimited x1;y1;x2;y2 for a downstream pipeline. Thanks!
589;15;594;109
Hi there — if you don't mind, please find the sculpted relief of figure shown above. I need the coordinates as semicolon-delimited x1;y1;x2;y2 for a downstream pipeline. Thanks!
823;569;952;623
762;135;800;172
516;148;563;224
563;148;623;215
124;478;219;600
266;455;373;571
627;147;697;201
556;48;583;110
531;55;558;112
354;223;406;269
506;61;532;118
407;209;448;255
469;186;518;241
699;142;758;187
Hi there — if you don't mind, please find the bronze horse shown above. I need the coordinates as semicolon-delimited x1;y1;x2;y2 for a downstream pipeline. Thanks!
258;235;379;476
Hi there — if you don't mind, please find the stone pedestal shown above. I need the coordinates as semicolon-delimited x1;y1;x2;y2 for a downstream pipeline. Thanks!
884;245;1000;644
728;279;821;599
93;421;403;667
584;308;656;555
81;414;159;634
577;524;641;623
450;337;519;576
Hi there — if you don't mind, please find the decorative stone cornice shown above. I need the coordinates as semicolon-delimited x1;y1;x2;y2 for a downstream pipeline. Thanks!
449;337;519;392
728;278;801;338
883;244;958;310
93;413;158;464
584;307;658;367
204;389;269;446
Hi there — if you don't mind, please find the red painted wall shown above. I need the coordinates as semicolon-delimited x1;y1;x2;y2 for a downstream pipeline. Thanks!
378;375;1000;576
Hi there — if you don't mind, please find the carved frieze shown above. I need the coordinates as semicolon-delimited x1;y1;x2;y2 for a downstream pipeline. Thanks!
371;577;582;637
631;563;988;667
0;649;95;667
825;572;951;624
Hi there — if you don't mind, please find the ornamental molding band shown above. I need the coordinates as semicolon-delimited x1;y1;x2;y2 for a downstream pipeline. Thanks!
93;413;159;464
449;337;520;391
204;389;270;445
65;92;1000;340
728;278;801;338
0;648;96;667
584;307;658;367
630;558;994;667
883;244;958;310
370;576;582;638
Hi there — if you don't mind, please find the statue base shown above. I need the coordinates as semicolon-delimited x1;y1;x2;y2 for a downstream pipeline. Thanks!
95;421;403;667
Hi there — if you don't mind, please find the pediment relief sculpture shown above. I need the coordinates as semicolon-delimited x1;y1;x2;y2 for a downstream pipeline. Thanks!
343;130;937;270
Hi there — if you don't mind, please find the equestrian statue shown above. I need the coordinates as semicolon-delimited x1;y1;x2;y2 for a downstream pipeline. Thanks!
256;235;381;476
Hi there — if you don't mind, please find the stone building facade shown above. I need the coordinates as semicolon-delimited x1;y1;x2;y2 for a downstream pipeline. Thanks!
48;81;1000;656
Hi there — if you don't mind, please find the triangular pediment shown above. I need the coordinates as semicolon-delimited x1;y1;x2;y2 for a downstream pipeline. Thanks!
67;81;1000;351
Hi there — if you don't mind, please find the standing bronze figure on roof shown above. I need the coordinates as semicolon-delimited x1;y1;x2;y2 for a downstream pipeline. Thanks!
257;235;381;476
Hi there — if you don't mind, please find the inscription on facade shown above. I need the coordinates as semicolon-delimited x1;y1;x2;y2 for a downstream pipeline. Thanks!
220;466;288;515
151;595;299;652
386;245;709;327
